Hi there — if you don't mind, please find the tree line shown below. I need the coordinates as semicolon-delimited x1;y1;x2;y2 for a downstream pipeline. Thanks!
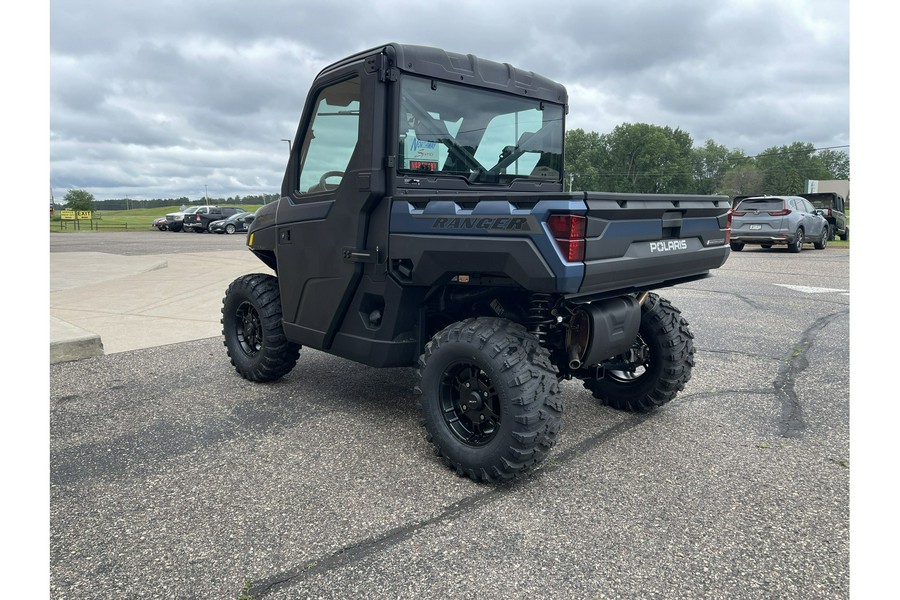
56;191;281;212
57;124;850;212
565;124;849;198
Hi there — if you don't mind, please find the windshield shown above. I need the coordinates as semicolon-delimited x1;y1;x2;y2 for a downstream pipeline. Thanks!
398;75;564;184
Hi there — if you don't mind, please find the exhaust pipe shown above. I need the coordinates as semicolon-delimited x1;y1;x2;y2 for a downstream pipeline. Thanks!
568;344;583;370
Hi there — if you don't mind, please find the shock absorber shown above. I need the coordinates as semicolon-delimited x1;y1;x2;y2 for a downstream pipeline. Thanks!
526;293;555;344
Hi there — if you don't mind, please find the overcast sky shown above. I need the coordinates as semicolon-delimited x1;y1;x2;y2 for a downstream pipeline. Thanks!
47;0;850;202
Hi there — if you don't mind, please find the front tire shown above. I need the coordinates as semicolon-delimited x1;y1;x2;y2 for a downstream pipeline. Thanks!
814;227;828;250
222;274;300;381
583;293;694;412
225;224;236;234
417;318;562;483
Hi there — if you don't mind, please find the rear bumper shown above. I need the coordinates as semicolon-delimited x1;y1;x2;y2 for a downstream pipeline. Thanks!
730;232;797;244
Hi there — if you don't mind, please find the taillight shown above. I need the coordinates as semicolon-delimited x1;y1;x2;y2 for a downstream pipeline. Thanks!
732;211;746;217
547;214;586;262
768;202;791;217
725;210;733;243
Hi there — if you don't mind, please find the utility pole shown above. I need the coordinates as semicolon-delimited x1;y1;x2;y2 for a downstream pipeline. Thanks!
205;185;209;202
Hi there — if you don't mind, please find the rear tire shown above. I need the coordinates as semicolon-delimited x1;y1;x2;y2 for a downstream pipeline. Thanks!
417;317;562;483
730;242;744;251
583;293;694;412
222;274;300;382
840;227;849;241
788;228;804;253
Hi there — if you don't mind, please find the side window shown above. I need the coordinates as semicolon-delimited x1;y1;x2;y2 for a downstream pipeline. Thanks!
297;76;361;195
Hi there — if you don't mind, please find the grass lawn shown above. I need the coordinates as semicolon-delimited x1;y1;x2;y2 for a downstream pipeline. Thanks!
50;205;264;232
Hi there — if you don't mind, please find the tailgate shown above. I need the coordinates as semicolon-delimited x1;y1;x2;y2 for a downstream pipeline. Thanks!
577;192;731;296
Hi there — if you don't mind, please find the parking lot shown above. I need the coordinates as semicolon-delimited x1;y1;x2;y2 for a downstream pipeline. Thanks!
49;234;850;599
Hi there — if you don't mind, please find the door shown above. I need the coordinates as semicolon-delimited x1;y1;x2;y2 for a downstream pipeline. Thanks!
275;61;387;351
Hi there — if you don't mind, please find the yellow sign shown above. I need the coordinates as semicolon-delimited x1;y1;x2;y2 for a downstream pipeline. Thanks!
61;210;76;220
77;211;93;220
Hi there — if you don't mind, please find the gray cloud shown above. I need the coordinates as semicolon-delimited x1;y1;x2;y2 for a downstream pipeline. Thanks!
49;0;849;200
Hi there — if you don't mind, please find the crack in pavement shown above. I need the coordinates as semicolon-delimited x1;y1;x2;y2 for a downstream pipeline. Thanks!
247;417;645;598
773;309;848;438
245;309;848;596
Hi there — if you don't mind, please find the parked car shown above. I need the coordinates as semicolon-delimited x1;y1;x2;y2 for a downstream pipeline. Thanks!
183;206;247;232
165;206;205;232
730;195;829;253
209;212;253;234
799;192;849;241
152;217;168;231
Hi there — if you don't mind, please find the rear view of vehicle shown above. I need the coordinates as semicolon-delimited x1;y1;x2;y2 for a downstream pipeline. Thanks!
730;195;829;252
800;192;849;241
221;43;732;483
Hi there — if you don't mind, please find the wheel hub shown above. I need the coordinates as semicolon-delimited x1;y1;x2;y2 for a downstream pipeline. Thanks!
440;363;500;446
235;301;262;356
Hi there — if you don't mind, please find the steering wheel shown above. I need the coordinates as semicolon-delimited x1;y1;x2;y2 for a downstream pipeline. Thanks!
319;171;344;188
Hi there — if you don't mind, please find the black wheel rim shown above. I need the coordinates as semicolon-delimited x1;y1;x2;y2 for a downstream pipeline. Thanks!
235;301;262;356
439;361;501;446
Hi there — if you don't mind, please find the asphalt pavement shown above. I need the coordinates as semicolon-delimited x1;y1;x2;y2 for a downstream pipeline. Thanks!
49;234;851;599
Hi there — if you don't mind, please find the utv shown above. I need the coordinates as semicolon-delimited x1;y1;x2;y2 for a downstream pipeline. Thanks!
222;43;732;482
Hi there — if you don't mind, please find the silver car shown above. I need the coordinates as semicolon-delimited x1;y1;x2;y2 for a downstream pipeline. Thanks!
730;195;829;253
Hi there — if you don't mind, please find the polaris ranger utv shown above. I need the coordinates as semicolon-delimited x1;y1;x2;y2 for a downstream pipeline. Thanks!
222;43;732;482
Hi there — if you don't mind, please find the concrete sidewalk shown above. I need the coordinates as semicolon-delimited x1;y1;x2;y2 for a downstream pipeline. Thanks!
50;251;272;364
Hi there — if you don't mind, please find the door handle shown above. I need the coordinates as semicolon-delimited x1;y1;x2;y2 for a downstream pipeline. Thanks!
342;246;380;264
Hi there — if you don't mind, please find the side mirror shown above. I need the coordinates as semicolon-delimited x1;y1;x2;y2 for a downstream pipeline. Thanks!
244;214;255;224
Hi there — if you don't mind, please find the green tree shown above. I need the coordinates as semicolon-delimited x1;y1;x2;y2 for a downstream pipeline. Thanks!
691;141;748;195
721;164;765;198
816;148;850;180
564;128;603;191
597;123;694;193
755;142;832;194
63;189;96;212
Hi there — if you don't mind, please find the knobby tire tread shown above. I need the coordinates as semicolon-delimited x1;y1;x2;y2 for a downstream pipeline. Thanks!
416;317;562;483
222;273;300;382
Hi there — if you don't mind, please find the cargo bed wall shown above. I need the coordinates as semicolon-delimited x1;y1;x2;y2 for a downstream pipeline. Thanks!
576;192;731;297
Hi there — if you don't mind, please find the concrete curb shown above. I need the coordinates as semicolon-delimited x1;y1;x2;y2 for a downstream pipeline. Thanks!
50;316;104;364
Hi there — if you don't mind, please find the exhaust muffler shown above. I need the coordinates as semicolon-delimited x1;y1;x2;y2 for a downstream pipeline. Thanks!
565;296;641;370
